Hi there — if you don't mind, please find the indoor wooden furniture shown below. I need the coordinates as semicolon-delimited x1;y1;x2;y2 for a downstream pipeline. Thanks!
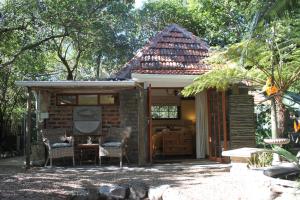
162;128;193;156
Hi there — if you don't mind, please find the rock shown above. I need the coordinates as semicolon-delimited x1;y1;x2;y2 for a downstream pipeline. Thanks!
275;192;300;200
111;186;127;199
68;188;89;200
271;185;298;194
148;185;170;200
31;143;45;166
263;166;300;178
162;188;187;200
128;181;148;200
82;180;99;200
99;184;127;199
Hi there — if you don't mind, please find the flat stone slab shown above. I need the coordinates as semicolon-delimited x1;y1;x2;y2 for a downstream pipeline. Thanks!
222;147;265;158
264;166;300;178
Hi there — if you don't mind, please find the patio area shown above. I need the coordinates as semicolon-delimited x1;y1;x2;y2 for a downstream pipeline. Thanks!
0;156;288;200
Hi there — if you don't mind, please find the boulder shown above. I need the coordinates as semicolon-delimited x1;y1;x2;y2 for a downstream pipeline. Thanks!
128;181;148;200
99;184;127;199
68;188;89;200
148;185;170;200
275;192;300;200
263;166;300;178
162;188;186;200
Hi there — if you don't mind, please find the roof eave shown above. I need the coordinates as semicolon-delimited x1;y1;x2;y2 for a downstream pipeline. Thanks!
15;80;137;88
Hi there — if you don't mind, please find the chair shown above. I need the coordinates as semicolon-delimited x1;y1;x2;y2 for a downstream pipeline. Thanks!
42;129;75;167
99;127;131;167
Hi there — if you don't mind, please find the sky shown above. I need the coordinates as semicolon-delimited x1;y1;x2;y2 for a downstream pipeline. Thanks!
135;0;147;9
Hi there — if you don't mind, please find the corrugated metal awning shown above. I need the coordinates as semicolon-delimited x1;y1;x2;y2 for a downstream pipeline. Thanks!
15;80;137;88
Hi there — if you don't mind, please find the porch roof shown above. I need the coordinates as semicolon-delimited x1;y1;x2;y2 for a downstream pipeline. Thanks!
15;80;137;88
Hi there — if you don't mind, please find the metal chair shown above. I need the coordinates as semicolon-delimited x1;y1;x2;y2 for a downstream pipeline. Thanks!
99;127;131;167
42;129;75;167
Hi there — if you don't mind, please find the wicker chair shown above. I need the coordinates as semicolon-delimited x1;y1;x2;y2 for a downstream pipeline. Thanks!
42;129;75;167
99;127;131;167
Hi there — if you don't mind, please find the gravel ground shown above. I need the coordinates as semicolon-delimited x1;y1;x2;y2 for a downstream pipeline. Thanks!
0;162;288;200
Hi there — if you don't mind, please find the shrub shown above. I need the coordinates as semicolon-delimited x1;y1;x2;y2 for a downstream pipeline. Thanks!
248;151;273;168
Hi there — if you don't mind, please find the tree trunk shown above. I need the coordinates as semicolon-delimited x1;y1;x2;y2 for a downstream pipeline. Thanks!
96;53;103;80
271;97;278;139
0;113;3;142
275;95;288;137
66;71;74;80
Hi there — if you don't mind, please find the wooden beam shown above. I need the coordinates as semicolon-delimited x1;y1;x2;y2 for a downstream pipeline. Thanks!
25;87;32;169
138;86;146;166
222;91;228;151
147;84;153;163
217;92;221;157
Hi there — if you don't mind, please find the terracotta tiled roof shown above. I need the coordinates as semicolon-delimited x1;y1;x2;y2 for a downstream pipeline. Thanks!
116;24;210;79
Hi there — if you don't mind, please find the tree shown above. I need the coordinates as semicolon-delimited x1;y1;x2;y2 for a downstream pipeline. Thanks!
182;10;300;138
137;0;250;46
0;0;69;69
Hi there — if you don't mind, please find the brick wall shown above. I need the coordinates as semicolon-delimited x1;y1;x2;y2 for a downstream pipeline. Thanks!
44;90;140;164
45;93;120;135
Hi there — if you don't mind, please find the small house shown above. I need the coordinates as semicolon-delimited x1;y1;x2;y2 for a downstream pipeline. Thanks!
16;24;255;165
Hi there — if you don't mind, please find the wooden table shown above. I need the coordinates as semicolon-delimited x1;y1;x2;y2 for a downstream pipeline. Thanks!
77;144;99;165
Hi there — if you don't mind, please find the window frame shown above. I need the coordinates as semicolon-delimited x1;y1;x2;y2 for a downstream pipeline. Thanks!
56;94;77;106
151;105;181;120
56;93;119;106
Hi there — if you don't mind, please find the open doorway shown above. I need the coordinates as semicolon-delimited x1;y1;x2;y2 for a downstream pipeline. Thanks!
149;88;196;162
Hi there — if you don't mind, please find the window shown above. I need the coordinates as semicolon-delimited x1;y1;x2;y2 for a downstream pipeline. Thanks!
57;95;76;105
78;95;98;105
151;105;180;119
56;94;118;106
100;95;115;105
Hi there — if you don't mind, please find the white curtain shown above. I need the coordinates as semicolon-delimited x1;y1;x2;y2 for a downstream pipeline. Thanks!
195;91;209;158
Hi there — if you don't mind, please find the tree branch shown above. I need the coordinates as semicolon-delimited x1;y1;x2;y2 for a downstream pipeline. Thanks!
71;48;82;73
0;24;27;35
283;66;300;91
0;33;68;68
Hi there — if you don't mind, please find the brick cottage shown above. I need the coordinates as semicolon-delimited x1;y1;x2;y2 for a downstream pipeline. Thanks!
17;24;255;166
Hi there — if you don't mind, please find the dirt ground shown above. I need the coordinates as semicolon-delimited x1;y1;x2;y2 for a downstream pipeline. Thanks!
0;158;283;200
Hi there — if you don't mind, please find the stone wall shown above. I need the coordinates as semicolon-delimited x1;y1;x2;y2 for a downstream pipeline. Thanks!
228;94;256;149
119;90;139;164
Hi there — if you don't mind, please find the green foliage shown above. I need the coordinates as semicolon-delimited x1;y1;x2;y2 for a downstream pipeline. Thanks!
247;151;273;168
182;67;247;96
272;145;298;164
255;104;271;147
0;0;138;138
183;12;300;95
139;0;249;46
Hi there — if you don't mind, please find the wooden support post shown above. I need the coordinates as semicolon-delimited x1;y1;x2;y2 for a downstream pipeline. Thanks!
217;92;221;157
25;87;32;169
138;86;146;166
147;84;152;163
222;91;228;151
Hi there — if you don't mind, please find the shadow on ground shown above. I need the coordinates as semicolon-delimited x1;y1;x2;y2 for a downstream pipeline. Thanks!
0;158;230;200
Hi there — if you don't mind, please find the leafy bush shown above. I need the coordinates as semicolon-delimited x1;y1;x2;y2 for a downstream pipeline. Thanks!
255;104;271;147
248;151;273;168
272;145;298;165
